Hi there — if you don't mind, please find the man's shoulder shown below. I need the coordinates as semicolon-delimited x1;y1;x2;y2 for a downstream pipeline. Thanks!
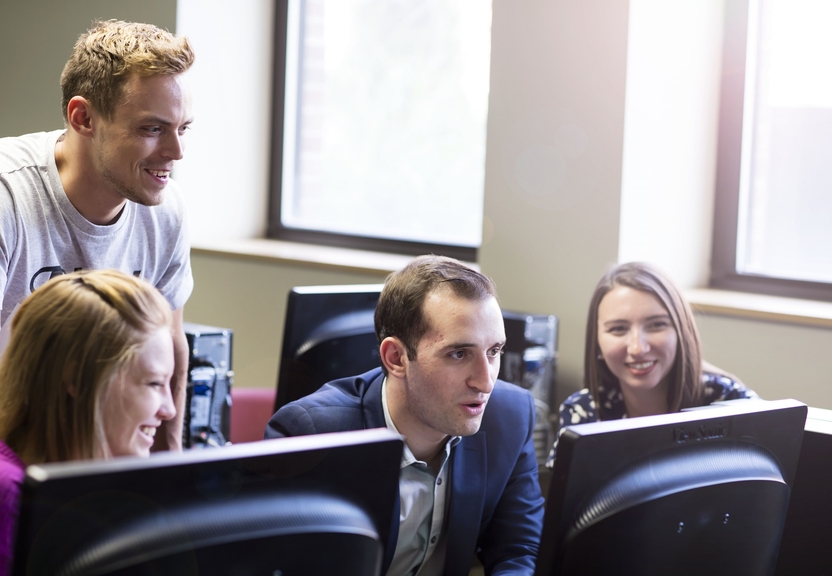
490;380;534;408
132;179;186;223
266;368;384;437
0;131;58;175
125;180;188;251
288;368;384;410
480;380;535;432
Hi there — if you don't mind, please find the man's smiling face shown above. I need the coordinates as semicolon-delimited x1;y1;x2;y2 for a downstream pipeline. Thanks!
91;73;193;207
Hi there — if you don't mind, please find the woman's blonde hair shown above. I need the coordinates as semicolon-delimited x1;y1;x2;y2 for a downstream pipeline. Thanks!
585;262;703;416
0;270;172;464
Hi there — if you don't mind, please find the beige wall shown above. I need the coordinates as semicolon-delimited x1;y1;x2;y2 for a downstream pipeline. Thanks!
3;0;831;410
0;0;177;137
696;313;832;408
187;252;387;389
479;0;630;400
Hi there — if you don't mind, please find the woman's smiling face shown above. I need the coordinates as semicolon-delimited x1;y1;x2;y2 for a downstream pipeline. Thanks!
596;285;679;402
100;327;176;458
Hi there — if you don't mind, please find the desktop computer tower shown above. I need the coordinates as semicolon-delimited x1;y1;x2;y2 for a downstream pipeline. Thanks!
499;312;558;466
183;322;233;448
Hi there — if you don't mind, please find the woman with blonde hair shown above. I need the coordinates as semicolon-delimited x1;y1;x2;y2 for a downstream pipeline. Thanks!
0;270;176;574
546;262;757;467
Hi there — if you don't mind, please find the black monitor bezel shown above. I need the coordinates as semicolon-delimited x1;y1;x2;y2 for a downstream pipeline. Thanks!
536;398;807;576
13;428;403;576
275;284;384;413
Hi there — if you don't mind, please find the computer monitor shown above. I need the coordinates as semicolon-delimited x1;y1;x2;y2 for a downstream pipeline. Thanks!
535;398;807;576
275;284;384;413
274;284;560;428
774;406;832;575
13;428;402;576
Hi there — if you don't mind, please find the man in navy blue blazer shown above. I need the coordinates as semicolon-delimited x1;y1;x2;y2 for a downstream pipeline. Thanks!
265;255;545;576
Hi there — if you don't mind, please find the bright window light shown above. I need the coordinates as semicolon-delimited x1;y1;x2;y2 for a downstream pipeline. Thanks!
280;0;492;248
737;0;832;283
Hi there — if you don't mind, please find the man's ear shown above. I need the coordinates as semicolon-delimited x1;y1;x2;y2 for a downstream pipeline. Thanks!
66;96;96;136
379;336;408;378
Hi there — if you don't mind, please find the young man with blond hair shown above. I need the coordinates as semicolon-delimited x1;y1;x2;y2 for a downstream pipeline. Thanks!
0;20;195;450
266;255;545;576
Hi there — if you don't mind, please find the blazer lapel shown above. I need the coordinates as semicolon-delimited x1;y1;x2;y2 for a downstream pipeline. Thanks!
361;372;400;574
444;430;487;576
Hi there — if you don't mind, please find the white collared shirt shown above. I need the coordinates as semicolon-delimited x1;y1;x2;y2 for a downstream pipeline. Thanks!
382;378;460;576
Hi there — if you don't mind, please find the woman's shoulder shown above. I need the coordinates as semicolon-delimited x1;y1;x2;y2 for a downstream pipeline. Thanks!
0;441;25;480
548;389;599;469
563;387;593;405
0;440;25;512
702;370;760;403
0;441;24;576
559;388;599;426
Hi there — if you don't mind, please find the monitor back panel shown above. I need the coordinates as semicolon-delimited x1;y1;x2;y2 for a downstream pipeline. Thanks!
775;407;832;575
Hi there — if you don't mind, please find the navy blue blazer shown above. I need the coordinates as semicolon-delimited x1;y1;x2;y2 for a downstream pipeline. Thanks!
265;367;545;576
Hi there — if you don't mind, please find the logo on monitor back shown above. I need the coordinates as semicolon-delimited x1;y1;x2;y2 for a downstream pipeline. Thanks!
673;421;727;443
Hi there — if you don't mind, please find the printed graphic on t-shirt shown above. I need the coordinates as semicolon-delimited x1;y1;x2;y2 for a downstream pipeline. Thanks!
28;266;143;292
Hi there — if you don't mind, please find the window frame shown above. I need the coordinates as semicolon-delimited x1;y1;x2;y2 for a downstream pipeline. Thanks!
711;0;832;302
266;0;478;262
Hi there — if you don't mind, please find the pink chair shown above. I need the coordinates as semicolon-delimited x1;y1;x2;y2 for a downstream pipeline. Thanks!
229;387;277;444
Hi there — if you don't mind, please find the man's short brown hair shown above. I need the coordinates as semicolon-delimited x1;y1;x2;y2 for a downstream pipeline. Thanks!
375;255;498;364
60;20;195;121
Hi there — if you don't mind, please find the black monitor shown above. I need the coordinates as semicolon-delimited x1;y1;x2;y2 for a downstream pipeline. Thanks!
535;398;807;576
13;428;402;576
274;284;560;425
775;406;832;574
275;284;384;413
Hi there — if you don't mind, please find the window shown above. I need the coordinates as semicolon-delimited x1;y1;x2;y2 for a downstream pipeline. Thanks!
712;0;832;300
268;0;493;260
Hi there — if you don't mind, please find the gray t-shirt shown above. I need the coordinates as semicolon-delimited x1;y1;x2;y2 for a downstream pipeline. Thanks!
0;130;193;326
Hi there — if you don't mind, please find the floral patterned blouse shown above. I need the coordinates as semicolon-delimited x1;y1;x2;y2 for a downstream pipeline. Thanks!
545;372;758;468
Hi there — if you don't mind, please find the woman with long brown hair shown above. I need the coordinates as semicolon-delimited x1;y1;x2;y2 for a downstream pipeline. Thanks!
546;262;757;467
